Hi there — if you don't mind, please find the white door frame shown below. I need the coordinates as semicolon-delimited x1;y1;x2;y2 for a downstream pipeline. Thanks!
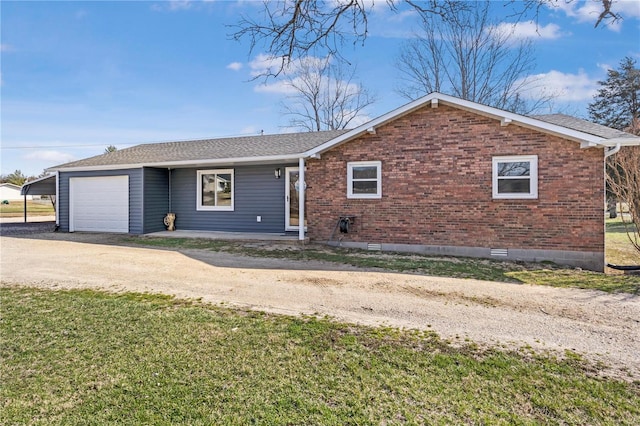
285;166;308;232
285;167;298;231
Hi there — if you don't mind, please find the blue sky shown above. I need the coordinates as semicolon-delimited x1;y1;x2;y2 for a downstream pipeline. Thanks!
1;0;639;177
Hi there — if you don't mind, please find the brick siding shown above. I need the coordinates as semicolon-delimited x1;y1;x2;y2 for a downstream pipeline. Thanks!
306;104;604;253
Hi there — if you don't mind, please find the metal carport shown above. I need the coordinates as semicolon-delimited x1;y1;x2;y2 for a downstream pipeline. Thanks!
20;174;57;224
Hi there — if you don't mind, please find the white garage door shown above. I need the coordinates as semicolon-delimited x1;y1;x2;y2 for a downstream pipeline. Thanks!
70;176;129;233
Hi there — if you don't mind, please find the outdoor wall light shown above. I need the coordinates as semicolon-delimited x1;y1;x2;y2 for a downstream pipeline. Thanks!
274;168;282;179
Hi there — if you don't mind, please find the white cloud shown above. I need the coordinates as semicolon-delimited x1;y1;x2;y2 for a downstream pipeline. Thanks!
168;0;192;11
24;150;76;164
226;62;243;71
151;0;193;12
549;0;639;31
519;69;599;102
239;126;260;135
248;53;287;77
493;21;564;40
254;80;296;95
617;0;640;19
597;62;613;73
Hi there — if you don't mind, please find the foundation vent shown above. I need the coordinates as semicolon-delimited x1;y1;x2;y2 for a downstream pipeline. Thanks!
490;248;509;257
367;243;382;251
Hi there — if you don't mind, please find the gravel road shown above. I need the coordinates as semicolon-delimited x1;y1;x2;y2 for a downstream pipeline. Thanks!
1;231;638;380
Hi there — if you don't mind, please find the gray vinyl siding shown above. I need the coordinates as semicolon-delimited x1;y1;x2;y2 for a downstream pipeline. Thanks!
143;168;169;233
58;169;143;234
171;165;292;233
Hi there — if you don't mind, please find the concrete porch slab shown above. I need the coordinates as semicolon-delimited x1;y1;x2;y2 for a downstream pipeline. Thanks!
146;229;302;242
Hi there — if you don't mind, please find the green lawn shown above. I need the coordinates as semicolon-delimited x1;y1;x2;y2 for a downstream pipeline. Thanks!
2;286;638;425
606;217;640;266
0;200;55;217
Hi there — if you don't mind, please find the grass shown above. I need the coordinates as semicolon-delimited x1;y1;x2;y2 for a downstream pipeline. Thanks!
605;217;640;266
127;236;640;295
0;200;55;217
2;286;639;425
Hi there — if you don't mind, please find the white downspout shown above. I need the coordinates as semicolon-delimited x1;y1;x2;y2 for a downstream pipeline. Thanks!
605;143;621;158
298;157;305;241
603;142;621;271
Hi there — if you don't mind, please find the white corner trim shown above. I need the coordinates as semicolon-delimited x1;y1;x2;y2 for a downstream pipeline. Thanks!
431;98;438;108
501;118;512;127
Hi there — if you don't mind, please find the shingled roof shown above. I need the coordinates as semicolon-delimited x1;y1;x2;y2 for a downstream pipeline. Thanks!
531;114;636;140
49;130;349;170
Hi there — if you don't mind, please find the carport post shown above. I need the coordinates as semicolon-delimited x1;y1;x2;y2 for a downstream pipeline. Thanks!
23;194;27;223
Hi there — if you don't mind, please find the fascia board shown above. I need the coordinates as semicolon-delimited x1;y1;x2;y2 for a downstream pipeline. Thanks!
597;137;640;146
21;173;55;185
47;153;305;173
432;94;605;145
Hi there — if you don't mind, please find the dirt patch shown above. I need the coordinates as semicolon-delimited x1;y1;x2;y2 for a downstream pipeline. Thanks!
1;232;639;381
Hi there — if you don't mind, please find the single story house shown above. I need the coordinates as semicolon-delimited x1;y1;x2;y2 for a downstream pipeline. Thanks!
1;183;34;201
46;93;640;271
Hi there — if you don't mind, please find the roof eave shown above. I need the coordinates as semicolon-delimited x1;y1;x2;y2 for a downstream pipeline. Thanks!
47;153;305;173
595;137;640;147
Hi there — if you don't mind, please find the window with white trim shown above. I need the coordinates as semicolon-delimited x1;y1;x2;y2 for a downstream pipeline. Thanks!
492;155;538;199
347;161;382;199
197;169;234;211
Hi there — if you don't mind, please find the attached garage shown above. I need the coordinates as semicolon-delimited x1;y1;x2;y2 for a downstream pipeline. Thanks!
69;175;129;233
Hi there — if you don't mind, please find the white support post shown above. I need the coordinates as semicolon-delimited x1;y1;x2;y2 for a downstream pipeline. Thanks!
55;171;60;227
298;157;305;241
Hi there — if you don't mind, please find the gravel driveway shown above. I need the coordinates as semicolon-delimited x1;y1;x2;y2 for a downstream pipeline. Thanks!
1;231;638;380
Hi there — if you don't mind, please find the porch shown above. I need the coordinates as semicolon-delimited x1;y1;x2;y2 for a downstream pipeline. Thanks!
146;229;303;242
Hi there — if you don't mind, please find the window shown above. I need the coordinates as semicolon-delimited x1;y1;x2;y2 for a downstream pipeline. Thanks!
347;161;382;199
197;169;234;211
492;155;538;199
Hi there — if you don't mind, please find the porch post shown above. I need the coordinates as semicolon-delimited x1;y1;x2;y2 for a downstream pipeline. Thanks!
298;157;305;241
55;171;60;227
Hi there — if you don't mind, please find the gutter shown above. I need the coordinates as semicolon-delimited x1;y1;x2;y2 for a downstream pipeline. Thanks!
46;153;306;173
604;143;621;158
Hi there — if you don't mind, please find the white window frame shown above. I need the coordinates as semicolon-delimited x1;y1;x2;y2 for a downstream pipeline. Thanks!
197;169;234;211
347;161;382;199
492;155;538;199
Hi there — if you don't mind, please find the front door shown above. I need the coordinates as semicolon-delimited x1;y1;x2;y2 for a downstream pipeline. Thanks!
285;167;307;231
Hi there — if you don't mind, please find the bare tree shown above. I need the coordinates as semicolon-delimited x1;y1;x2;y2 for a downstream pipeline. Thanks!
607;146;640;253
233;0;626;78
395;0;555;114
279;56;376;131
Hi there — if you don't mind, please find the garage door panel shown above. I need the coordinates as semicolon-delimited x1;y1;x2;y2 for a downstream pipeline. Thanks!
70;176;129;233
